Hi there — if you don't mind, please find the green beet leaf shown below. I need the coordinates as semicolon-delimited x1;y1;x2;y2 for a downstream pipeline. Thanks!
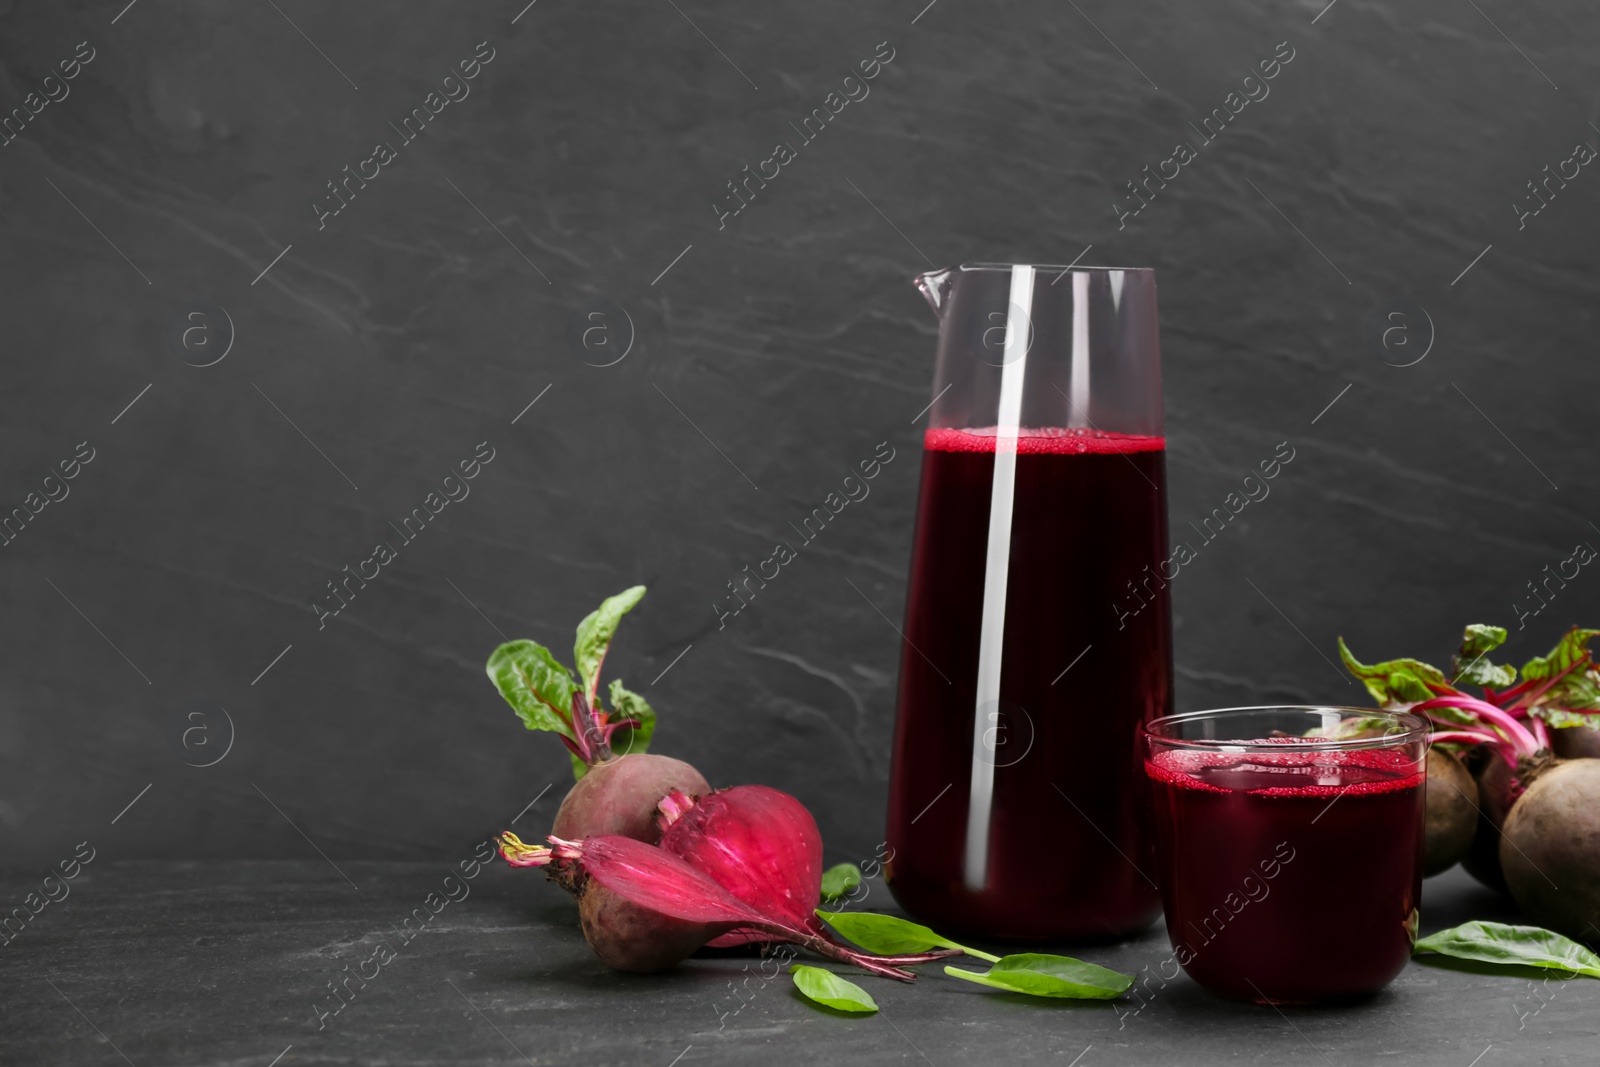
486;640;577;738
573;586;646;700
1549;669;1600;712
1521;627;1600;684
1522;629;1600;715
1533;706;1600;730
1457;658;1517;689
1530;669;1600;717
1452;624;1517;688
789;964;878;1013
815;910;999;962
1338;638;1453;708
1536;671;1600;715
944;954;1134;999
1414;921;1600;978
820;864;862;902
1457;624;1509;659
606;679;657;756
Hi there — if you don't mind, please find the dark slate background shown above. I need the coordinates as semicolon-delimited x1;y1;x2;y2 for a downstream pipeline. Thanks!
1;0;1596;870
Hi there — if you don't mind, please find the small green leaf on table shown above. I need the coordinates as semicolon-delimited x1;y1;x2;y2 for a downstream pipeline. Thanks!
820;864;862;902
790;964;878;1013
815;910;999;962
1414;921;1600;978
944;953;1134;999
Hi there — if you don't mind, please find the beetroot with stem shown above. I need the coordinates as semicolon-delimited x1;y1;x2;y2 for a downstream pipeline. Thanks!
1340;626;1547;889
497;785;964;978
1341;624;1600;896
485;586;709;844
500;831;719;972
499;831;729;972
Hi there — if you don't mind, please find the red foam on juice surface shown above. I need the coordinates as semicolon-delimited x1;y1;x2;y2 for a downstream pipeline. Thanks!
925;427;1166;455
1146;746;1424;798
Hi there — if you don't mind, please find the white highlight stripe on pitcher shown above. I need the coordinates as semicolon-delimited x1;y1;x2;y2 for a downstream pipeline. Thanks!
963;265;1034;891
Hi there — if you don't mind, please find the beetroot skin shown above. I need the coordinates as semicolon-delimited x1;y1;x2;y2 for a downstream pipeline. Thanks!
577;882;717;973
1423;749;1479;877
552;754;710;843
1548;725;1600;760
1461;750;1519;892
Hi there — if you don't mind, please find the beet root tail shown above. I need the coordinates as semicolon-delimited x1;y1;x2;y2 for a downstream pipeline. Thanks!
496;831;553;867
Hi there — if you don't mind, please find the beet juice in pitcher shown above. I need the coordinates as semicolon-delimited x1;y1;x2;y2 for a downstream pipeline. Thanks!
885;264;1172;941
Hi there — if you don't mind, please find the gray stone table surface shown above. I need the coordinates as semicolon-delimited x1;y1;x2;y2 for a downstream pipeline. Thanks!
3;861;1595;1066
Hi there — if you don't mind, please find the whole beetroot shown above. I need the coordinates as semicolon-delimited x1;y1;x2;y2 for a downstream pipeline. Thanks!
1423;748;1479;877
1500;758;1600;942
486;587;710;843
1460;749;1518;892
1339;627;1556;887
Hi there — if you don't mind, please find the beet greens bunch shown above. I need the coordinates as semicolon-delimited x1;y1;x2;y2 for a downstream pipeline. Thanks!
1341;624;1600;942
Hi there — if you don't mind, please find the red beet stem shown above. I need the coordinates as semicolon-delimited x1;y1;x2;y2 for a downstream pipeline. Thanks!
655;789;697;833
601;718;642;745
567;690;613;764
801;937;920;981
1527;716;1551;750
844;948;964;965
1415;696;1542;758
1429;729;1517;769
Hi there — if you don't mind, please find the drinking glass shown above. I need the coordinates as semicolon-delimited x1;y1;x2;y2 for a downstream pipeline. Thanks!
1145;707;1428;1003
884;263;1171;941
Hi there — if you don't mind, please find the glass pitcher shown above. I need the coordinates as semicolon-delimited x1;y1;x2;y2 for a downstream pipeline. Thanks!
884;263;1172;941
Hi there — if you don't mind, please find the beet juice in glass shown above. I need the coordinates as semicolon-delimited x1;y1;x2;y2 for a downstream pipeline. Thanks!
884;264;1172;941
1145;707;1427;1003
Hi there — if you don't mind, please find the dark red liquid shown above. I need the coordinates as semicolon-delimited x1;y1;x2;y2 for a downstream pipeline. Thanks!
885;428;1171;940
1147;746;1425;1003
